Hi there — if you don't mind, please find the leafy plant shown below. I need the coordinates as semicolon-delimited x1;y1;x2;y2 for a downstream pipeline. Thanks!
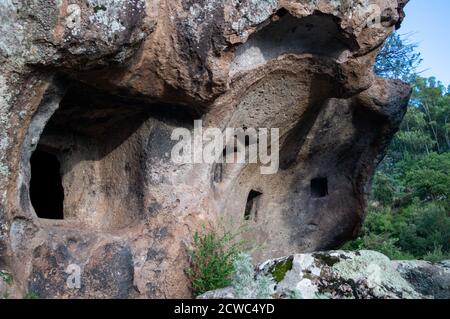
423;245;449;263
186;226;242;296
403;153;450;200
343;202;450;261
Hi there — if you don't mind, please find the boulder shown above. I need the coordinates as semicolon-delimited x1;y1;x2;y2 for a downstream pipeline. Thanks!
0;0;411;298
199;251;447;299
394;260;450;299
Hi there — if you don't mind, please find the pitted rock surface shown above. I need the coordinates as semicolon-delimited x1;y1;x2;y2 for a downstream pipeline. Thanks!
0;0;411;298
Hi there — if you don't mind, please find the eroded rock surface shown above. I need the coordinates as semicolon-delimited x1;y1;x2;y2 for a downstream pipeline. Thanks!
395;260;450;299
0;0;411;298
199;251;450;299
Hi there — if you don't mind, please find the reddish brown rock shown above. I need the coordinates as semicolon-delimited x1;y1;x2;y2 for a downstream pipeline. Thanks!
0;0;411;298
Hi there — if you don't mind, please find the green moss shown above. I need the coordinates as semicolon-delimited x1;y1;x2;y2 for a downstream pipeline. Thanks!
270;256;293;283
0;271;12;284
94;5;107;13
23;292;39;299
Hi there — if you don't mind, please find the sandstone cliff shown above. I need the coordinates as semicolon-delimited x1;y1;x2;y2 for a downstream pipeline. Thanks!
0;0;411;298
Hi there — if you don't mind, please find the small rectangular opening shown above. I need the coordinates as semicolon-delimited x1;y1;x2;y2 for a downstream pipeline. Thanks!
30;149;64;219
311;177;328;198
244;190;262;221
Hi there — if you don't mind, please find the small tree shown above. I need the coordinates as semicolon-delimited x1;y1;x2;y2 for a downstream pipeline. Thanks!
374;33;422;81
186;227;242;296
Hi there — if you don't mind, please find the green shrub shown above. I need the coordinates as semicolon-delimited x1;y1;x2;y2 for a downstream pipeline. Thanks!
186;226;242;296
423;245;450;263
371;172;402;206
396;203;450;257
363;206;395;234
402;153;450;200
344;202;450;261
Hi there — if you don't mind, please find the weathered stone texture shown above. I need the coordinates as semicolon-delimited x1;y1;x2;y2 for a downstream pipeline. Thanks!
0;0;411;298
199;251;450;299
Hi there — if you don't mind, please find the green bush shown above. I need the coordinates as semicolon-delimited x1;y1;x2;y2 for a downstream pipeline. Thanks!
186;226;242;296
344;202;450;261
346;73;450;262
371;172;401;206
396;203;450;257
402;153;450;200
423;245;449;263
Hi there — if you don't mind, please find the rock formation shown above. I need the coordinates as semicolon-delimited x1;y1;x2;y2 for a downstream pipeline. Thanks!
198;250;450;299
0;0;411;298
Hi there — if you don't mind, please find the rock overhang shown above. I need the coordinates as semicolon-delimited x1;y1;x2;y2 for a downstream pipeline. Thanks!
0;0;411;298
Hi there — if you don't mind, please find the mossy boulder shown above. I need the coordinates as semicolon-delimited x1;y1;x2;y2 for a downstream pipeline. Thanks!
199;251;448;299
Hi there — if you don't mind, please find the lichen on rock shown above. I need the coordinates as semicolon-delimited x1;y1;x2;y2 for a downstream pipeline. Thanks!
200;251;447;299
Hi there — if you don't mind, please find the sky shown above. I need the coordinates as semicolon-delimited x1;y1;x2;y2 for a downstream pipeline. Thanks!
400;0;450;86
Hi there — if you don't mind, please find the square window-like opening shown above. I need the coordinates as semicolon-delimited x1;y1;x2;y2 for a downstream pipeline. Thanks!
311;177;328;198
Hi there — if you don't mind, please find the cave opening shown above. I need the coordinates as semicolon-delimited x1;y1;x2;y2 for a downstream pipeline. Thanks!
27;81;152;228
311;177;328;198
25;80;198;229
244;190;262;221
30;149;64;219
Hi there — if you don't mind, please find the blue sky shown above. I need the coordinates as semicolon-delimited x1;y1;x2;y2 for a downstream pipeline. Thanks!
400;0;450;86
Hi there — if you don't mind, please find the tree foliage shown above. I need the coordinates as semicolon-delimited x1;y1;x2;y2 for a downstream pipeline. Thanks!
345;34;450;262
374;33;422;81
